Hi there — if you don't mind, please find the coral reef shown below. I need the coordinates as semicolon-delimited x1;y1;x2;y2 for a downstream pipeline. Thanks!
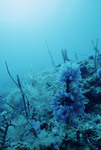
0;53;101;150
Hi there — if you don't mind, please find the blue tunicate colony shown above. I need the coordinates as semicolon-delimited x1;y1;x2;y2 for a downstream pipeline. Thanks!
51;62;85;124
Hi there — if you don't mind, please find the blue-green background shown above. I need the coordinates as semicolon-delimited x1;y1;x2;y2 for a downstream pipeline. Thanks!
0;0;101;94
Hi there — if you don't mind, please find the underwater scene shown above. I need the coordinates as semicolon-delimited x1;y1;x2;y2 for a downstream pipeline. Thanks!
0;0;101;150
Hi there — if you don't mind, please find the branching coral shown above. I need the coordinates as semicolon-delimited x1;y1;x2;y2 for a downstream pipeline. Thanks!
0;111;15;150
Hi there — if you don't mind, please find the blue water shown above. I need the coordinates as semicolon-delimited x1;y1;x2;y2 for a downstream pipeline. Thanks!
0;0;101;94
